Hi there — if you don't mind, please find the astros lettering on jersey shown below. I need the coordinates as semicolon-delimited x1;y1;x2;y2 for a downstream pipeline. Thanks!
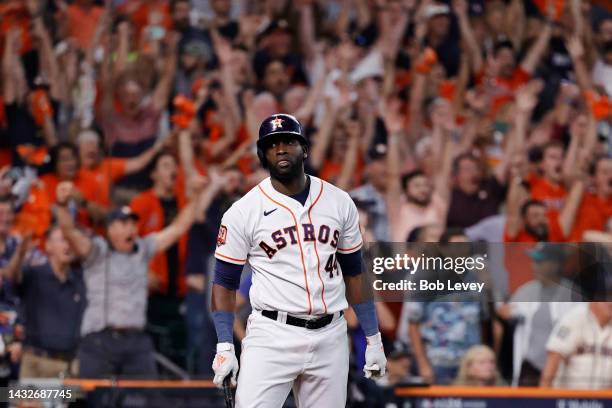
215;175;363;316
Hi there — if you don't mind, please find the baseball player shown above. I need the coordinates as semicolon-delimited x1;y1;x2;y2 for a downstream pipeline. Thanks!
211;113;387;407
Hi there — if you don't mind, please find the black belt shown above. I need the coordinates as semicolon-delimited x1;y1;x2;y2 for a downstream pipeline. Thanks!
101;327;143;337
261;310;342;330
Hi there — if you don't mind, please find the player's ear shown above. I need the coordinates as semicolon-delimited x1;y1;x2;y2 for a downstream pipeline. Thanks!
303;145;308;159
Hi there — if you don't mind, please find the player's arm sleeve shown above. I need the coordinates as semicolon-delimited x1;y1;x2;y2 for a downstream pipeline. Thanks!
352;301;380;336
337;250;363;276
238;272;252;299
337;195;363;254
214;206;249;265
213;259;243;291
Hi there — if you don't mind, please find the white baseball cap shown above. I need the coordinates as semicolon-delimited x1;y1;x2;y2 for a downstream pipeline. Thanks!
424;4;450;19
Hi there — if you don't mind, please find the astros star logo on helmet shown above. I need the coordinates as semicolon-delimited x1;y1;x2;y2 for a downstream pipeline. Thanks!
271;117;284;130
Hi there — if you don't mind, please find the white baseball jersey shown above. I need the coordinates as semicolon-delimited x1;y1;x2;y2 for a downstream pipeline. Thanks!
215;175;363;316
547;304;612;389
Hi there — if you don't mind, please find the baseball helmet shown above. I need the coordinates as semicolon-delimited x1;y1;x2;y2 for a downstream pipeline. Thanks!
257;114;308;168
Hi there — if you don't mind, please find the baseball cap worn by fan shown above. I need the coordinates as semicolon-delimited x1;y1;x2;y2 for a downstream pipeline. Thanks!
106;206;139;226
182;40;212;62
367;143;388;163
423;3;450;19
526;243;567;262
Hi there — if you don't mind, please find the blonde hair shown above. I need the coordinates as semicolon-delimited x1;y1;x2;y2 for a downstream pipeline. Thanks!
454;345;505;386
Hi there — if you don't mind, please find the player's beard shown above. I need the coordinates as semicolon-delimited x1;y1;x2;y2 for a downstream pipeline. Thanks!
269;153;304;183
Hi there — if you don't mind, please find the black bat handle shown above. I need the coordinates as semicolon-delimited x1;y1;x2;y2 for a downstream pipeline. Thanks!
223;376;234;408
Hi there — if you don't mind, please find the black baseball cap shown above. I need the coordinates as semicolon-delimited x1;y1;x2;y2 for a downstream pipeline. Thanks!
106;206;139;225
367;142;388;162
494;39;515;55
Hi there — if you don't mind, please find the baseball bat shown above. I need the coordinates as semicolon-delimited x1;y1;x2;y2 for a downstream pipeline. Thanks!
223;376;234;408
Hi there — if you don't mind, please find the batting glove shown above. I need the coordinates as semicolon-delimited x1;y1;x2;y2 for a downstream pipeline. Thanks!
212;342;239;387
363;333;387;379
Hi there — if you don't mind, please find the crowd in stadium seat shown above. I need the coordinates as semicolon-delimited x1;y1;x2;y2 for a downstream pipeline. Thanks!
0;0;610;399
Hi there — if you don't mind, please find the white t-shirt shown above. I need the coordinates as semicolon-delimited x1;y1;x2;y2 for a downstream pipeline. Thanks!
593;59;612;98
547;305;612;389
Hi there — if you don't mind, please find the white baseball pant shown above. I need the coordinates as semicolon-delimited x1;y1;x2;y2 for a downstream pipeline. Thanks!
235;310;349;408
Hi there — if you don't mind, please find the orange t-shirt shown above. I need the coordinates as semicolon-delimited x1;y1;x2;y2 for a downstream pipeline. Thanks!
528;174;567;218
0;149;10;168
567;192;612;242
476;66;531;92
64;5;105;50
76;158;127;208
475;67;531;116
503;211;565;243
121;1;172;41
38;173;60;203
13;181;51;240
40;172;93;229
129;189;188;297
533;0;564;20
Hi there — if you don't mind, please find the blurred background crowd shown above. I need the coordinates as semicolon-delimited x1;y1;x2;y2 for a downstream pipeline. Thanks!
0;0;611;404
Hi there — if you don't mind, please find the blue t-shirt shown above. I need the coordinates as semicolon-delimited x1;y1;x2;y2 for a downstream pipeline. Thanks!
20;262;86;353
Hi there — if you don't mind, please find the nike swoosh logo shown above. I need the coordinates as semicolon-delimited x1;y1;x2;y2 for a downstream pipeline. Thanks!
264;208;278;216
